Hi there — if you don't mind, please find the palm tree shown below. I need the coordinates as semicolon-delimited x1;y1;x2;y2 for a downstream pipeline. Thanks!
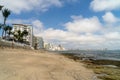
2;8;11;38
4;26;9;38
0;24;3;37
0;24;2;30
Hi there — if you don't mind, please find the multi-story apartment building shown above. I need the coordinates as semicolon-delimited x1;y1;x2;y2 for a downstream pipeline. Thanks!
38;37;44;49
32;36;44;49
12;24;33;47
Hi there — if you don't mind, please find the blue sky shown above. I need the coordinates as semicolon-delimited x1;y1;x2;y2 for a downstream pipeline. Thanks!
0;0;120;50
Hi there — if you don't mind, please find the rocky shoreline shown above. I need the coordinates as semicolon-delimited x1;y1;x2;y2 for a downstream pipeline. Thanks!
61;53;120;80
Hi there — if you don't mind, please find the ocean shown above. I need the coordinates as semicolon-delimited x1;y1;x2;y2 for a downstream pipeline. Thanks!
57;50;120;61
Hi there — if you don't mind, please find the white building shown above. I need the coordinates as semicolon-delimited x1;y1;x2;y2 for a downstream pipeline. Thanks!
44;43;65;51
12;24;33;47
37;37;44;49
33;36;44;49
44;43;51;50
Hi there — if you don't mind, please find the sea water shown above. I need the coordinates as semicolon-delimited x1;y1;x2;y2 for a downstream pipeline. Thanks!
57;50;120;61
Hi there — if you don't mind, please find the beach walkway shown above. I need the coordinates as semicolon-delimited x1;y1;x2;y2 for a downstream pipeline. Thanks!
0;48;97;80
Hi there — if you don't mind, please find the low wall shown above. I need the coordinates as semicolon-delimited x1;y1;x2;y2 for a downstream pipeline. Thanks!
0;38;31;49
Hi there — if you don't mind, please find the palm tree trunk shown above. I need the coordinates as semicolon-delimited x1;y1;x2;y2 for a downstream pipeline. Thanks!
2;29;4;38
2;18;6;39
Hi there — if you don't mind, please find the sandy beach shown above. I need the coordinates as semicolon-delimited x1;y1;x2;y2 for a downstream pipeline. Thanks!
0;48;97;80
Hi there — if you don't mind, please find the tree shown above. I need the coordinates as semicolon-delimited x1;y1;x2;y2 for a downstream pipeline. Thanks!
0;5;3;10
13;30;28;43
4;25;9;38
22;30;28;43
7;25;12;37
14;30;24;42
0;24;3;30
0;24;4;37
22;30;28;37
0;24;2;37
2;8;11;38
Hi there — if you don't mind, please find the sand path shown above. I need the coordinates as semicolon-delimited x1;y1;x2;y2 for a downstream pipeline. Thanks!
0;48;97;80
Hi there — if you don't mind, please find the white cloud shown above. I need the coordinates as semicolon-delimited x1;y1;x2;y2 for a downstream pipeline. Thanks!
39;27;120;49
102;12;118;23
64;16;102;33
35;16;105;49
36;15;120;49
0;0;62;14
39;28;100;42
104;32;120;40
0;0;79;14
37;28;71;40
32;20;43;35
90;0;120;12
102;25;120;33
38;27;107;49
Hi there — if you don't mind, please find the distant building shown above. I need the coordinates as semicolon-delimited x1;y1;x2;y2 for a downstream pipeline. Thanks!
44;43;65;51
32;36;44;49
44;43;51;50
57;44;65;51
12;24;33;47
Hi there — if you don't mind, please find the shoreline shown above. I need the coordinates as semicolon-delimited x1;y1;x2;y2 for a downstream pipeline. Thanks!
60;53;120;67
61;53;120;80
